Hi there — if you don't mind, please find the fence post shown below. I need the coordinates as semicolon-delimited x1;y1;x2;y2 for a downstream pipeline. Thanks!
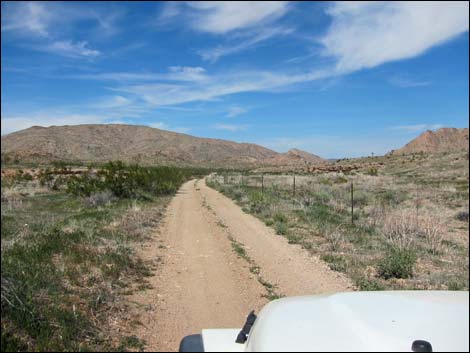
293;173;296;198
261;174;264;194
415;184;419;227
351;181;354;224
292;173;296;206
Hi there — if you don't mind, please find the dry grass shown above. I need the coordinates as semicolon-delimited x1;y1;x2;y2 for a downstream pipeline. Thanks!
207;151;469;291
324;225;345;252
1;166;180;351
419;214;445;255
380;211;417;250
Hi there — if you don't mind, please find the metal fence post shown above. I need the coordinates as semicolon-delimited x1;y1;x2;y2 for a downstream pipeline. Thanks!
416;184;419;227
292;173;296;206
351;181;354;224
293;174;296;198
261;174;264;194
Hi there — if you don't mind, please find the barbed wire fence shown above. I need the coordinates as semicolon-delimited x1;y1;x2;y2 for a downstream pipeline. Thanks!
207;172;450;228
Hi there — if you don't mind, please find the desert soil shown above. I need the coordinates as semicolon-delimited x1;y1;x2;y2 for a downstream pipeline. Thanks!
130;179;353;351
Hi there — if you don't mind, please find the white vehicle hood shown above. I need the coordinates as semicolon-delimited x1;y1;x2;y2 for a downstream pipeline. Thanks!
242;291;469;352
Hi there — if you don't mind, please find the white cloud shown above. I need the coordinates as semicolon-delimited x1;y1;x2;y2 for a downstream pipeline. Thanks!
158;1;182;22
389;124;444;133
70;66;207;82
186;1;290;34
199;26;293;62
110;68;332;107
1;2;51;37
41;40;101;58
320;1;469;73
167;66;208;81
213;123;247;132
2;2;122;38
93;95;132;109
39;1;469;114
227;106;247;118
387;76;432;88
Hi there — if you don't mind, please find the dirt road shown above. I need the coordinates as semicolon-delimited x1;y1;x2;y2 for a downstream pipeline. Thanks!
131;179;353;351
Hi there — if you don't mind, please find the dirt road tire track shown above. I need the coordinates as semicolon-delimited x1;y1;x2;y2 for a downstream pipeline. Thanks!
130;179;353;351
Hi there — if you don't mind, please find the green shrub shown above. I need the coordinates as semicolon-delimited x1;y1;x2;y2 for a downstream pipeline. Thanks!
249;191;267;214
38;168;54;187
321;253;346;272
376;190;406;206
353;191;369;208
356;277;385;291
275;221;288;235
455;211;469;222
65;161;206;200
365;167;378;176
378;247;417;279
273;212;288;223
334;175;348;184
447;280;467;291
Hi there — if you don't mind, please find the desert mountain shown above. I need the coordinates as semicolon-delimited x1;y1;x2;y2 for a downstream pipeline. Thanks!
390;127;469;155
266;148;324;166
1;124;326;168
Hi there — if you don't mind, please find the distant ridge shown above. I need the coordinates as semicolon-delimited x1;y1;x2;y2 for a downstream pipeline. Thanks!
1;124;326;168
390;127;469;155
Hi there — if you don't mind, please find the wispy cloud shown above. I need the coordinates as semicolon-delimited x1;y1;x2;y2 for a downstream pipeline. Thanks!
199;26;293;62
389;124;444;133
95;2;470;109
166;66;208;81
92;95;132;109
2;2;123;38
227;106;247;118
2;2;125;59
1;2;51;37
161;2;293;62
213;123;248;132
70;66;207;82
39;40;101;58
387;76;432;88
108;67;333;107
184;1;290;34
320;1;469;73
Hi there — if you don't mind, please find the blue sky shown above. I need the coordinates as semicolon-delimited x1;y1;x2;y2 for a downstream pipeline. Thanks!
1;1;469;158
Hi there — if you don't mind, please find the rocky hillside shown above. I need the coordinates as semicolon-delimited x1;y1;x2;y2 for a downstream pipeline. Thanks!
267;148;324;165
1;124;325;168
390;127;469;155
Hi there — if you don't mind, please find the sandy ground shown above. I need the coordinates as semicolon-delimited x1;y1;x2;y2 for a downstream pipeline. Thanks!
130;179;353;351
